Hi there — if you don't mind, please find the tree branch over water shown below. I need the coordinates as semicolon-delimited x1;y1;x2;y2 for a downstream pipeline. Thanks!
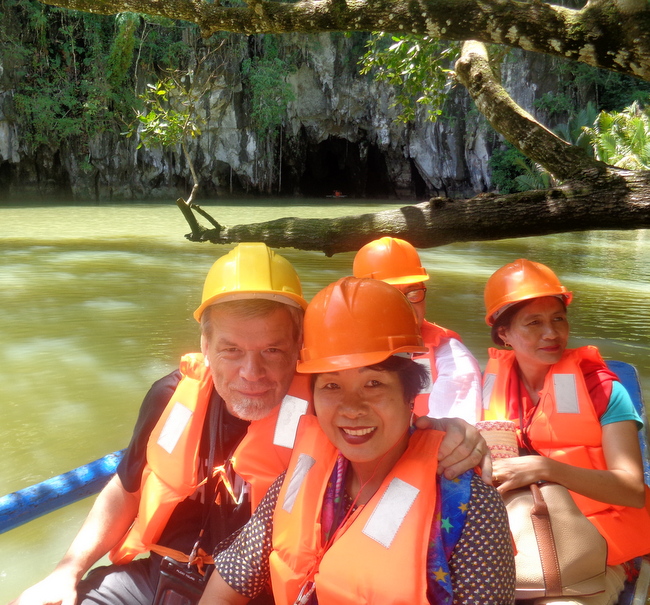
454;41;604;181
178;36;650;255
185;167;650;255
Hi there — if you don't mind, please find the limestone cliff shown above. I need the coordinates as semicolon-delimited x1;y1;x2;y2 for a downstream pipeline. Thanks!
0;32;565;201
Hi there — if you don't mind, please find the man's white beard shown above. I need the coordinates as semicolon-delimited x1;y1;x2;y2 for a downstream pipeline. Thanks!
229;397;277;421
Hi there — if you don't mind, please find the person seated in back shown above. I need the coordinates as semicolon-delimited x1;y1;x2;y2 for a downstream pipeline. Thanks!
353;237;482;423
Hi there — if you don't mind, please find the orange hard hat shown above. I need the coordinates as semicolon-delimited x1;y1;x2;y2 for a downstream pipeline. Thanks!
298;276;427;374
353;237;429;285
484;259;573;326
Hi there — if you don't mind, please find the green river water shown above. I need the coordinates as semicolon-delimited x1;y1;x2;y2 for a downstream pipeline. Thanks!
2;200;650;600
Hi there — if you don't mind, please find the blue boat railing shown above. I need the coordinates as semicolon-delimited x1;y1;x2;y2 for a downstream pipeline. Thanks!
0;449;125;534
588;361;650;605
607;361;650;486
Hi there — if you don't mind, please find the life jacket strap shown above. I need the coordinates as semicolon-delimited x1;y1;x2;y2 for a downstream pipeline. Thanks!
149;544;215;576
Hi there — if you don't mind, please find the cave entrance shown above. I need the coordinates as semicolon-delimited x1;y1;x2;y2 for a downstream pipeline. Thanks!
0;161;13;199
298;136;394;198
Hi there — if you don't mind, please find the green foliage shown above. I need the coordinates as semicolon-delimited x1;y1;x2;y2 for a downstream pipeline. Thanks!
513;159;554;192
342;32;372;62
134;19;197;72
5;4;133;149
124;44;228;201
359;33;459;123
489;142;555;193
1;1;203;155
533;91;575;118
106;13;139;88
488;143;528;193
129;77;201;150
534;57;650;119
574;65;650;113
583;102;650;170
241;46;295;141
553;101;598;153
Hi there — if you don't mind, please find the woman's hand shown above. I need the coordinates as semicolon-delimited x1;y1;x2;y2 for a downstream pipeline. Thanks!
493;420;646;508
492;456;551;493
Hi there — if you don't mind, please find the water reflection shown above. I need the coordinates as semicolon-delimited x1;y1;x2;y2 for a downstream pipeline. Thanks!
1;203;649;599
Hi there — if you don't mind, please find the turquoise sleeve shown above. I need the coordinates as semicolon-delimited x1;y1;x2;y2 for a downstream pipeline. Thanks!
600;381;643;428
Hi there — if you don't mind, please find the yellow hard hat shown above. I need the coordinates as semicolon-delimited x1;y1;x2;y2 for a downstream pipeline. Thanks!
353;237;429;285
193;243;308;322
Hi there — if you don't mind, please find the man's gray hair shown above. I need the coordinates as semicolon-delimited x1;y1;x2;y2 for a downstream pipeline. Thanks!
201;298;304;344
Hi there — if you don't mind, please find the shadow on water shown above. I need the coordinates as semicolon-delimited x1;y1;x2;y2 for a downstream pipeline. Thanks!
1;201;650;599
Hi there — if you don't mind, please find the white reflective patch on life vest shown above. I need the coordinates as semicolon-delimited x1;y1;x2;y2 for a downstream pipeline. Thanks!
482;373;496;409
157;402;193;454
362;477;419;548
273;395;309;449
282;453;315;513
414;357;433;394
553;374;580;413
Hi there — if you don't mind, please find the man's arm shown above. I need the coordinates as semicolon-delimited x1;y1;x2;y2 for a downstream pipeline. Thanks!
8;475;139;605
415;416;492;484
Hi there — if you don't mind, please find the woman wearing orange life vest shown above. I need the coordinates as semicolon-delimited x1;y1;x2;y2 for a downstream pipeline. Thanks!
199;276;515;605
482;259;650;605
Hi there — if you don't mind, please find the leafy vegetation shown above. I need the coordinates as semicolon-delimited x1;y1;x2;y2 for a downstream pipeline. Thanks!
533;58;650;119
5;0;650;200
3;2;130;150
496;58;650;191
583;102;650;170
488;143;529;194
241;38;295;193
241;42;295;142
0;0;204;158
0;0;299;195
490;100;650;193
125;46;228;203
359;33;458;123
553;102;598;152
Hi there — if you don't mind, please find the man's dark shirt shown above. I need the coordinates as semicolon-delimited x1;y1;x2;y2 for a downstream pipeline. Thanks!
116;370;251;555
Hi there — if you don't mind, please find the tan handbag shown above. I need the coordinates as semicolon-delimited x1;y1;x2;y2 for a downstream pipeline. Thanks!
504;482;608;600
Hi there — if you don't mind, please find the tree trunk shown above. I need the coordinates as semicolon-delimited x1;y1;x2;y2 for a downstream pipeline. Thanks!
184;166;650;255
39;0;650;83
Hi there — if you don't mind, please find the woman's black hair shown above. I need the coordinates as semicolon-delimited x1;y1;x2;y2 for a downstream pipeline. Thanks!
311;355;429;406
369;356;430;404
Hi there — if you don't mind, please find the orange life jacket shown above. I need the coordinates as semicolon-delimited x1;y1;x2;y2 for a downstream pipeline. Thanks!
231;373;312;510
269;415;443;605
110;353;213;564
412;320;461;417
110;358;312;563
483;347;650;565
